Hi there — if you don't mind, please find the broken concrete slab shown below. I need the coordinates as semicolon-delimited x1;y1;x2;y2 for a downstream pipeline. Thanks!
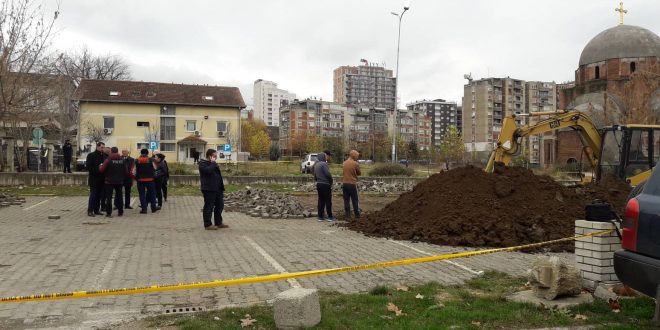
529;256;582;300
507;290;593;309
274;288;321;330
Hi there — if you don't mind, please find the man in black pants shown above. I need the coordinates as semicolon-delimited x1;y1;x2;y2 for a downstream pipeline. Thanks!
121;149;135;209
62;139;73;173
86;142;106;217
198;149;227;230
342;149;361;221
99;147;127;217
313;151;335;222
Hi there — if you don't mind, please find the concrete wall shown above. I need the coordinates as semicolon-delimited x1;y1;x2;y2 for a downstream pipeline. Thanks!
0;173;425;187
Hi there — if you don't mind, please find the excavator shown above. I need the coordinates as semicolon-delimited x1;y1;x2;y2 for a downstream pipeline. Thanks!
485;110;660;187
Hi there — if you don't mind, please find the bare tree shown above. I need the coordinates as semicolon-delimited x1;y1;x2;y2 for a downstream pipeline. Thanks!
54;46;132;85
83;120;106;146
0;0;59;119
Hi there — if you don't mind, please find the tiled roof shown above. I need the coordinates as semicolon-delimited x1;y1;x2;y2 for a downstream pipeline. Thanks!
74;79;246;108
178;135;207;144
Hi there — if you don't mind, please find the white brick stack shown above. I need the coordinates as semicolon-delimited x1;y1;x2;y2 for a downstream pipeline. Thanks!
575;220;622;289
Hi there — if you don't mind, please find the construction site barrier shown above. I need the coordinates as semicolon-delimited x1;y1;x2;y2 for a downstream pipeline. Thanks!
0;229;613;304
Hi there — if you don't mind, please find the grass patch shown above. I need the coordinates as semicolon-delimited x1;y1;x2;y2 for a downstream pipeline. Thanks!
368;163;415;177
146;271;657;329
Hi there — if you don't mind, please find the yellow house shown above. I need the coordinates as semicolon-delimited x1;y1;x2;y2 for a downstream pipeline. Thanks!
74;80;245;163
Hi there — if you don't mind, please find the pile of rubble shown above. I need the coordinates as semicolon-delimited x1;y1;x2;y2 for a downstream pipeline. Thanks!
224;187;316;219
0;193;26;208
294;180;415;194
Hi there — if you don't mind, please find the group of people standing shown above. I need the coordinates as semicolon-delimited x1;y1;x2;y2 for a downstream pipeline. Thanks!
312;149;361;222
86;142;169;217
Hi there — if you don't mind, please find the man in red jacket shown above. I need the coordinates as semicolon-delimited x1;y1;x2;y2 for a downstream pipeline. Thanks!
130;149;159;214
99;147;128;217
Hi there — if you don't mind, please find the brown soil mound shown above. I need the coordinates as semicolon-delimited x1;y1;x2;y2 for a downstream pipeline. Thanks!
348;166;630;251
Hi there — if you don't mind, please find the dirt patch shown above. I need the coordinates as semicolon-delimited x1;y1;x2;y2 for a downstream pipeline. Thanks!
293;193;398;218
347;166;630;251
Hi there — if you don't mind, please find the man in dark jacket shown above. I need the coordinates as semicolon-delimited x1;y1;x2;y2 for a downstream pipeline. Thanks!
153;153;168;208
121;149;135;209
86;142;106;217
99;147;127;217
130;149;159;214
62;140;73;173
198;149;227;230
313;151;335;222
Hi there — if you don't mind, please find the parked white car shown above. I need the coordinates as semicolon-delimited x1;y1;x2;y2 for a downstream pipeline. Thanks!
300;153;318;174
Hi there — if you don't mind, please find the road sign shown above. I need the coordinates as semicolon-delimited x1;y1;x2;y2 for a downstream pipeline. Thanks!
32;128;43;139
223;144;232;152
149;141;159;150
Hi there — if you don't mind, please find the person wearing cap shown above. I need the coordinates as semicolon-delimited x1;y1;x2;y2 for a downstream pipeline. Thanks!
153;153;169;208
130;149;159;214
313;150;336;222
342;150;361;221
62;139;73;173
99;147;128;217
86;142;106;217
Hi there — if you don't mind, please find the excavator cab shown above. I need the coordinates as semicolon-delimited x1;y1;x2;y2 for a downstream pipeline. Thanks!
597;126;660;186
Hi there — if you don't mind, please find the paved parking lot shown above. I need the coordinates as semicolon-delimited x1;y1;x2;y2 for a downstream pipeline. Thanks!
0;196;572;329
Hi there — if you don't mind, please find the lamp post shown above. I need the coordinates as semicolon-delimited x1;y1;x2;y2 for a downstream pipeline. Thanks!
391;4;410;163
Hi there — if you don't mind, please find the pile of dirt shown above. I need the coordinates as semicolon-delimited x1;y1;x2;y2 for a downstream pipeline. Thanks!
580;176;631;215
348;166;630;251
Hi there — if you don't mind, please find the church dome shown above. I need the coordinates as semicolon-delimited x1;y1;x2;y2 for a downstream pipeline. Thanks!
579;25;660;66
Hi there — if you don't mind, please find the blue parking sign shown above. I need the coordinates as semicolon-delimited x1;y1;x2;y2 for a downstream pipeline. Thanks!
149;141;159;150
223;144;232;152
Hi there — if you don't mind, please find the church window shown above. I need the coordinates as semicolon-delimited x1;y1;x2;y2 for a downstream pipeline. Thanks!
630;62;636;73
594;66;600;79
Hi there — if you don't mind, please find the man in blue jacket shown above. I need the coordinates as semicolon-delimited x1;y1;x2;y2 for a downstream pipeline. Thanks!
198;149;228;230
313;151;336;222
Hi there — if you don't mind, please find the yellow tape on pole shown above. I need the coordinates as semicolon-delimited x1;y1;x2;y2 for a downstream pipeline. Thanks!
0;229;614;304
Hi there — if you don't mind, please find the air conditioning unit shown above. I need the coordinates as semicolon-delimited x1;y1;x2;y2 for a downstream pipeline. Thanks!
217;131;226;137
103;128;113;135
194;130;201;136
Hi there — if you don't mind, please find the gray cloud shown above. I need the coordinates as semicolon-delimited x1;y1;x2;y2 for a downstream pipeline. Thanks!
49;0;660;106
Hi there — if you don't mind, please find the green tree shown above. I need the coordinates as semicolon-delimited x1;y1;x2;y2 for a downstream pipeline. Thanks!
322;137;345;164
408;140;419;161
439;125;465;170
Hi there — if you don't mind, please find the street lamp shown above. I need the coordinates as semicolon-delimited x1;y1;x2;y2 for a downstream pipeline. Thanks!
391;3;410;163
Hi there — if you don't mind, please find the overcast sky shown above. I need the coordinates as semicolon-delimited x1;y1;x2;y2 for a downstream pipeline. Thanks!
48;0;660;107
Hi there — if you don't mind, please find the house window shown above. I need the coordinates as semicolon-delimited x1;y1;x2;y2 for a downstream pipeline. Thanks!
160;105;176;116
216;121;227;132
160;143;175;152
630;62;636;73
203;96;214;101
137;143;149;150
595;66;600;79
186;120;197;132
137;121;150;127
160;117;175;140
103;117;115;129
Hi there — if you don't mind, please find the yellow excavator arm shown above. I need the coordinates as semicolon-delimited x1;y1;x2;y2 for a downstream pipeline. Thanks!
485;111;602;173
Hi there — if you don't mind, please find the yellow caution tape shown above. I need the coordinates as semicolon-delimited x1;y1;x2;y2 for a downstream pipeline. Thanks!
0;229;614;303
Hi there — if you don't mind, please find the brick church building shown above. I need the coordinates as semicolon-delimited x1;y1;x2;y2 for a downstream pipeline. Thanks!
554;20;660;165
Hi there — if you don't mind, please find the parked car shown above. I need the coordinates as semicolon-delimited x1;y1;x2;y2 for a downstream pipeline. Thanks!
358;159;373;165
613;169;660;301
76;152;89;171
300;153;318;174
399;159;411;165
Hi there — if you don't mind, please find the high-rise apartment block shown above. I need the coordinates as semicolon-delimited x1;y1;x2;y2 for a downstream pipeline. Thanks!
253;79;296;126
396;108;432;151
407;99;459;149
462;77;526;157
525;81;558;166
333;62;396;110
462;77;558;164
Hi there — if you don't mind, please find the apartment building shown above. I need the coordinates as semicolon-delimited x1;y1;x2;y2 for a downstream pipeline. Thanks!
462;77;526;160
525;81;557;166
406;99;458;149
396;108;432;151
253;79;296;126
333;62;396;110
75;80;245;163
344;106;388;143
278;99;346;155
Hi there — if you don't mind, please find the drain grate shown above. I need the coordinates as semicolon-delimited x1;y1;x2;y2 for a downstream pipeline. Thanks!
164;306;205;314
